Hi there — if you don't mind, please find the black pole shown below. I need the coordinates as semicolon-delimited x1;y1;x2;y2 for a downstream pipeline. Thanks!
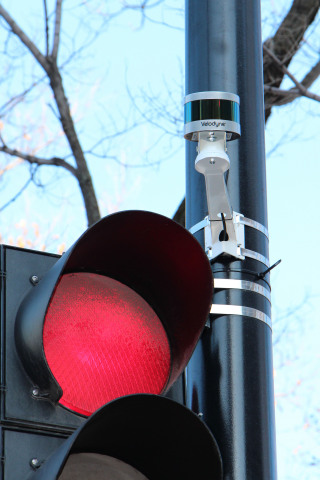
185;1;277;479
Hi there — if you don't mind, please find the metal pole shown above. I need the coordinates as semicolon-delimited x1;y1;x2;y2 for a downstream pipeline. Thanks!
185;1;277;479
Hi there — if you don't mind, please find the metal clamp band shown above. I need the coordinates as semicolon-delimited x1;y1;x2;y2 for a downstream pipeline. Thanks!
210;304;272;329
238;216;269;239
240;248;270;268
189;216;270;266
190;215;269;239
189;217;209;235
213;278;271;303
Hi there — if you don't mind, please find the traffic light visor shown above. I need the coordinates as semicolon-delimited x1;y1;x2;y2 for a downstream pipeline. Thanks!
15;211;213;415
30;395;222;480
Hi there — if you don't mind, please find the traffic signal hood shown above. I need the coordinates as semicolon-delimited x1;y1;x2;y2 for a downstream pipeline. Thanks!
30;394;222;480
0;210;220;479
14;210;213;415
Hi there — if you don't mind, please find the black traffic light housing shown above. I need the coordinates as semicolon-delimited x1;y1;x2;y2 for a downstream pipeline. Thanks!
0;210;221;478
30;394;222;480
14;210;213;414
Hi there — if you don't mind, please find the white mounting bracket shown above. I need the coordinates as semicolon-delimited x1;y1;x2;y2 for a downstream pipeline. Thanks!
205;212;245;260
194;131;244;261
190;213;245;261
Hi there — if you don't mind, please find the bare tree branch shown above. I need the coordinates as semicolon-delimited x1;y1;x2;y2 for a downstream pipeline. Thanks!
0;1;180;225
0;174;34;213
301;58;320;90
0;4;101;226
0;76;46;116
48;63;101;224
0;143;78;178
263;0;320;121
43;0;50;57
264;45;320;103
52;0;62;61
0;5;50;73
264;59;320;107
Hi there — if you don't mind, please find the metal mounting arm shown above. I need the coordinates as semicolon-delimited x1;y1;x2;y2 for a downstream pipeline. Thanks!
195;132;232;221
194;131;244;260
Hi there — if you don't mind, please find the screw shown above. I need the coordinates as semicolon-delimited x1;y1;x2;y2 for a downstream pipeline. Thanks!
30;458;40;469
198;412;204;418
209;158;215;164
30;275;39;285
32;388;39;397
207;133;215;141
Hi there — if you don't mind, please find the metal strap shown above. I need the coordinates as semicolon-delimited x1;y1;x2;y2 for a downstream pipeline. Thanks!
190;215;269;239
189;217;209;235
189;216;270;267
213;278;271;303
210;304;272;329
238;216;269;239
240;248;270;267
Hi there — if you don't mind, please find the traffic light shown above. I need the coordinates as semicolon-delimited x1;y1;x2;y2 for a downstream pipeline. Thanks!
0;210;221;478
30;394;222;480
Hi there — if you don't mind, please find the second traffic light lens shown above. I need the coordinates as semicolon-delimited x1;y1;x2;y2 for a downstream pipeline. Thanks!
58;453;150;480
43;272;171;416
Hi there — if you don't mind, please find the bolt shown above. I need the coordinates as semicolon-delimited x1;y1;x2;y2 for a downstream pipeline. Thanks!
30;275;39;285
30;458;40;469
207;132;215;141
32;388;39;397
209;158;215;164
198;412;204;418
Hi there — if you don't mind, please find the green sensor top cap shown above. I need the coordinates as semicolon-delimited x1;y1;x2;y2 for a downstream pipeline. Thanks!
184;91;240;141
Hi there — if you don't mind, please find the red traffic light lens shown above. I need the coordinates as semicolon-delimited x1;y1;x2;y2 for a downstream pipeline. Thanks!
43;273;171;416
